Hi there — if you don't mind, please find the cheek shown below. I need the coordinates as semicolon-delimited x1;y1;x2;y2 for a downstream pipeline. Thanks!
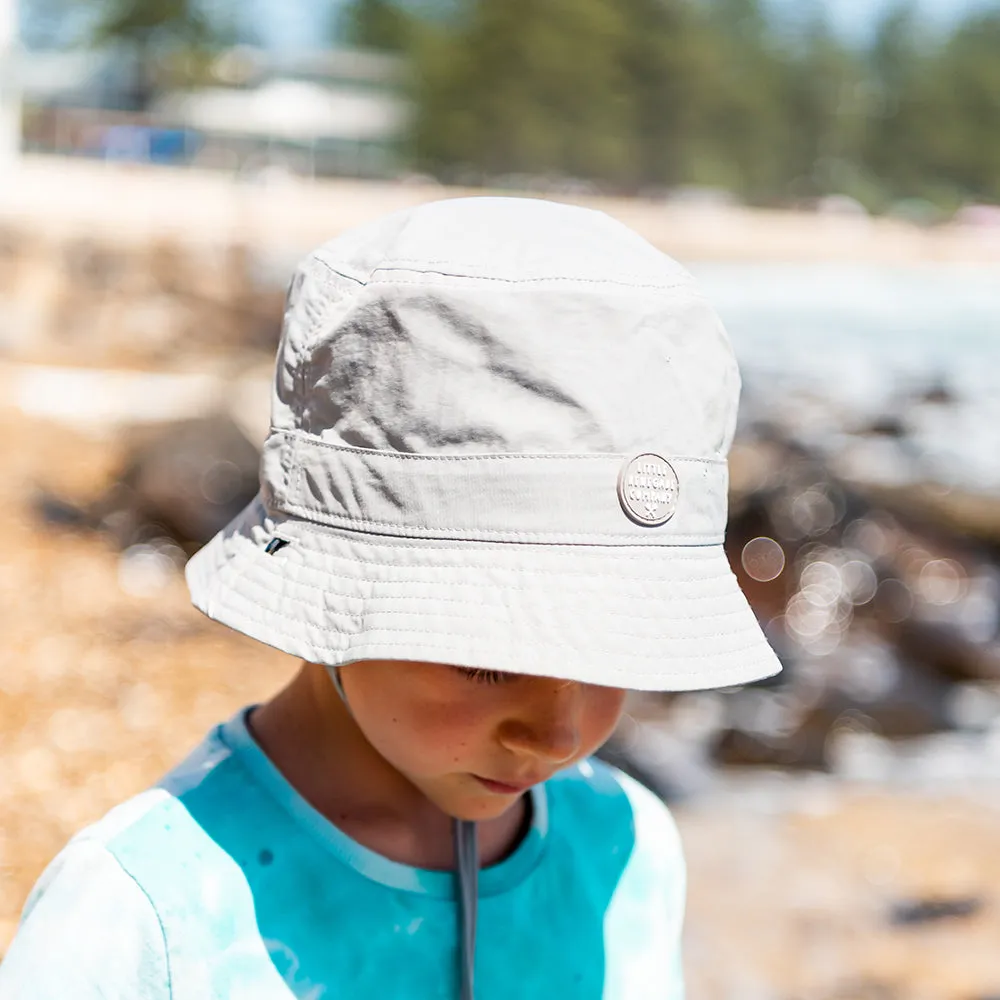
352;680;497;776
580;688;627;752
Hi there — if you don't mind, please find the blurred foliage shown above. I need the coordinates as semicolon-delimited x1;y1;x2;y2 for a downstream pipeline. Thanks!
23;0;249;106
100;1;242;105
92;0;219;48
338;0;1000;210
26;0;1000;208
338;0;415;51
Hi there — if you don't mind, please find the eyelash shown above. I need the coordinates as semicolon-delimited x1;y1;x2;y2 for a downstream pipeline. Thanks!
457;667;508;685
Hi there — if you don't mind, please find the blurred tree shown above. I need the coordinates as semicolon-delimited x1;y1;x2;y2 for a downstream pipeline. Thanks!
923;10;1000;203
616;0;704;190
339;0;1000;209
93;0;217;49
21;0;1000;206
89;0;243;107
410;0;735;191
860;2;930;201
338;0;414;50
780;5;869;204
411;0;636;184
681;0;793;201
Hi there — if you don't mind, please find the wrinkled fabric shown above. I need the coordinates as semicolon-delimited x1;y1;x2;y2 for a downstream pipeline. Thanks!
271;199;736;461
281;279;737;460
0;709;686;1000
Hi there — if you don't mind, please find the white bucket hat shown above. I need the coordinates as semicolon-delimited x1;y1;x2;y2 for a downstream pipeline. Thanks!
186;197;781;691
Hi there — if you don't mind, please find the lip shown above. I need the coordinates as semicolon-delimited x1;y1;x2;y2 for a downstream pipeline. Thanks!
472;775;537;795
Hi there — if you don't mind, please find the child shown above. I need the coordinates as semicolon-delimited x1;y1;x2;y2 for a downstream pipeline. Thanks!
0;197;780;999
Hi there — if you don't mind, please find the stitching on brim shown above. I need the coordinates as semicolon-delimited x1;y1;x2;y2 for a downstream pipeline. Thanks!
239;546;740;602
352;631;778;666
213;549;762;656
232;555;750;624
216;582;769;663
228;525;736;583
238;546;735;598
226;538;733;592
203;538;777;680
211;587;776;677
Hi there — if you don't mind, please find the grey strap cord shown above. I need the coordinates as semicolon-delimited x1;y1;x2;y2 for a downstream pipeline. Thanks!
328;664;350;705
453;817;479;1000
328;667;478;999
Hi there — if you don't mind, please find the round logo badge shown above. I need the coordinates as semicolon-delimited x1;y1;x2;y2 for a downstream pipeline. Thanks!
617;453;680;526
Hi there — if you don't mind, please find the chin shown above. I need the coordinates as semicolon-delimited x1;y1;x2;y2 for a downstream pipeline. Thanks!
438;791;523;823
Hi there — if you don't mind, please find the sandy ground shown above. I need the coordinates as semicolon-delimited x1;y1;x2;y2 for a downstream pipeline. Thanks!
1;411;1000;998
4;155;1000;264
0;414;298;949
682;789;1000;999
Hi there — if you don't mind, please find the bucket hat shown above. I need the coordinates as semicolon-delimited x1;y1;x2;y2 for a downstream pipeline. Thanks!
186;196;780;691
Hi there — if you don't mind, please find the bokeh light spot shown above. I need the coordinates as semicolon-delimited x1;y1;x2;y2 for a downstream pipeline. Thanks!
741;536;786;582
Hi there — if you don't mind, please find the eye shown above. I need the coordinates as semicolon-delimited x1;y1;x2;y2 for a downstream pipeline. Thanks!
455;667;510;685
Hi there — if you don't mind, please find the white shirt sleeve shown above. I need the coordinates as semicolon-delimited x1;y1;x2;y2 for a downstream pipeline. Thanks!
0;839;171;1000
602;773;687;1000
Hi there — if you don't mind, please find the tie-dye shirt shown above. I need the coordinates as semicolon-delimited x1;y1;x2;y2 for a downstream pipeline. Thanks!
0;708;686;999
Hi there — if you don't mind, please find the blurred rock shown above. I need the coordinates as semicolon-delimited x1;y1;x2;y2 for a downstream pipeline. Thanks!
102;414;261;549
891;619;1000;683
864;415;908;439
888;896;983;927
33;414;261;551
713;727;827;770
707;425;1000;772
916;380;956;406
594;737;687;802
709;654;949;772
33;492;92;529
1;230;285;367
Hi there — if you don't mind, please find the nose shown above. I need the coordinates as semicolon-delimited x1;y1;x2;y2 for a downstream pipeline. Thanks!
497;680;582;765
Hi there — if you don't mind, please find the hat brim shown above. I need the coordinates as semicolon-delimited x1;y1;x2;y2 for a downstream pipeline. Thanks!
186;495;781;692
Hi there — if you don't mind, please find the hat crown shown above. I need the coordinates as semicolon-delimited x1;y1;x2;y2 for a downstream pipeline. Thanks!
272;197;740;459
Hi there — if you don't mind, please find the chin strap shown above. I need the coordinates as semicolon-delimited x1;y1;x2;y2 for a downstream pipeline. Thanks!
328;664;350;705
453;817;479;1000
328;667;478;999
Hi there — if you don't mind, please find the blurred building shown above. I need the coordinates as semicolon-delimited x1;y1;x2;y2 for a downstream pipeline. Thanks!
0;0;18;167
153;48;409;179
18;44;409;179
19;49;139;110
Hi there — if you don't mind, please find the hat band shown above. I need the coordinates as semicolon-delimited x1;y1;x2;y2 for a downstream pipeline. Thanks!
260;431;728;546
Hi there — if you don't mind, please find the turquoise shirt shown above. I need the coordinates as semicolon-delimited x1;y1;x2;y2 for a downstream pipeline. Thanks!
0;708;686;999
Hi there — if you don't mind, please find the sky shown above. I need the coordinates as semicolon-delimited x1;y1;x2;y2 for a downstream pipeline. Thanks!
249;0;999;50
16;0;1000;51
790;0;998;39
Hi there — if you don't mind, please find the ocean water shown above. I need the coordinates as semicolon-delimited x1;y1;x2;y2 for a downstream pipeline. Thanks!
690;263;1000;491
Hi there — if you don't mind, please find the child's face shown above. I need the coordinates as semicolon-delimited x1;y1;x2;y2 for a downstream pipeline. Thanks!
339;661;626;821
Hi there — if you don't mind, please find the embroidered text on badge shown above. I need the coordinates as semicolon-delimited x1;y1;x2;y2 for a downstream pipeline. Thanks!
617;454;680;526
